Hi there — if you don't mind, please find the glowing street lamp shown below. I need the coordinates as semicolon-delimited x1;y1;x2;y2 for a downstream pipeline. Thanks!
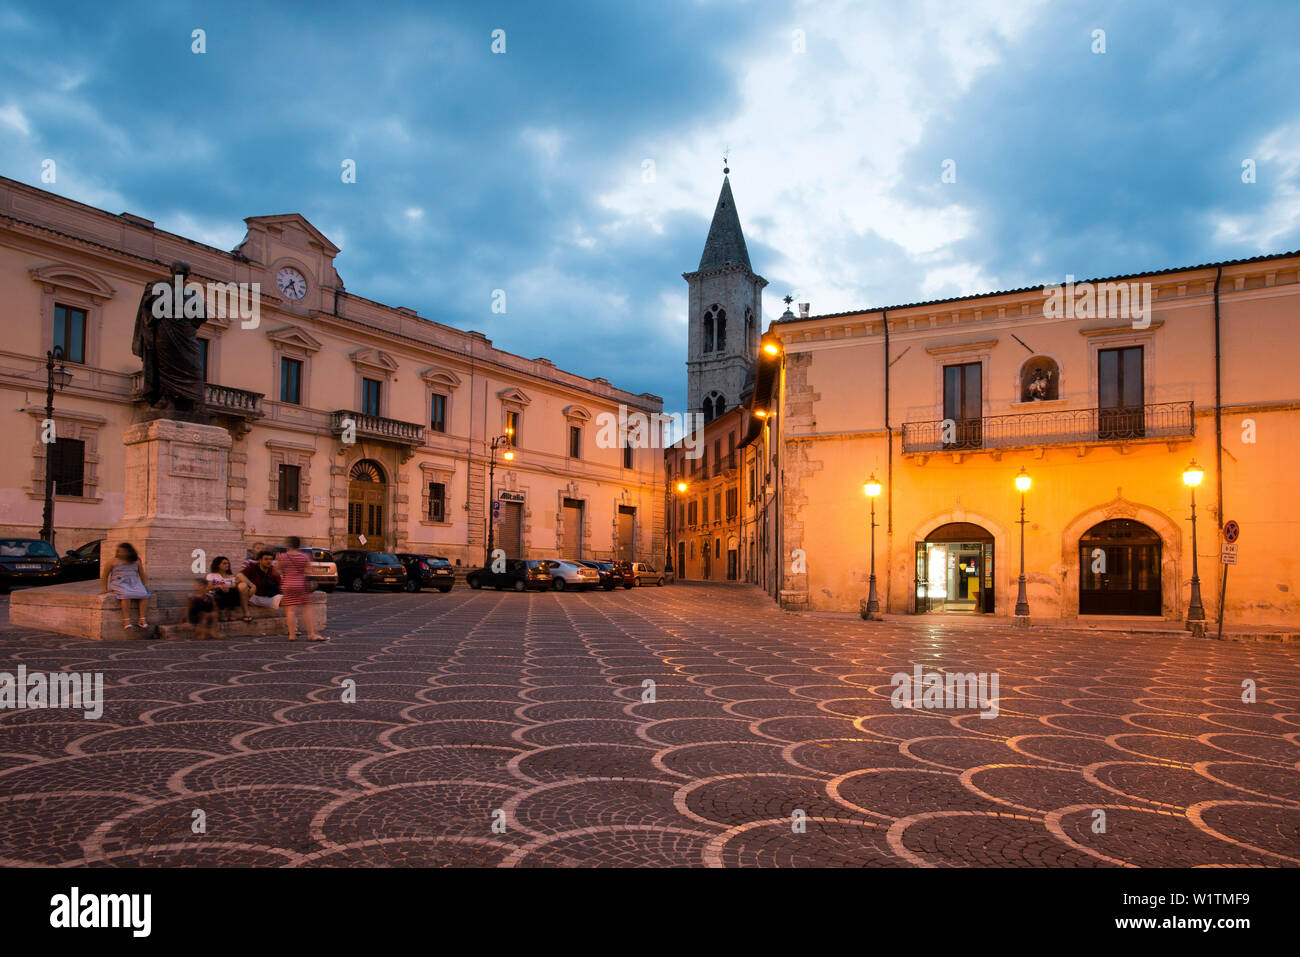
1014;467;1031;627
1183;459;1207;629
486;434;515;564
667;479;689;575
762;340;780;357
863;473;883;620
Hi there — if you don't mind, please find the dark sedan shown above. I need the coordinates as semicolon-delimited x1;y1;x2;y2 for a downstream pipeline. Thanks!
333;550;408;592
0;538;64;592
466;559;554;591
59;539;103;583
397;553;456;593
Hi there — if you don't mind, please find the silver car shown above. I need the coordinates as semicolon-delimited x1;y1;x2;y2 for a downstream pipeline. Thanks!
551;560;601;591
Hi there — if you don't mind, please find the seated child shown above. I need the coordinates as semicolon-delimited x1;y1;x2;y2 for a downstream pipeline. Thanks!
187;578;217;640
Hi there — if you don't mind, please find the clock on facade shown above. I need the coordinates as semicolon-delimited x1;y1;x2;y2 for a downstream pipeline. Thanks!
276;267;307;300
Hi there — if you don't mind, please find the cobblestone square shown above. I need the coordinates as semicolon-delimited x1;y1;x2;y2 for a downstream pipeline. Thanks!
1;584;1297;867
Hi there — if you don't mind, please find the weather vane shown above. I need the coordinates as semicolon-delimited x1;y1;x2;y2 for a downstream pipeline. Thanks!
723;149;729;175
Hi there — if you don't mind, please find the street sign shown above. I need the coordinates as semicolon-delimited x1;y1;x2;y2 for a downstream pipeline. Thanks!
1221;543;1238;565
491;501;501;519
1223;520;1240;544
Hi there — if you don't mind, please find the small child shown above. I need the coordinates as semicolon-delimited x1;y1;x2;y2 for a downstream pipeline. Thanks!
187;578;217;640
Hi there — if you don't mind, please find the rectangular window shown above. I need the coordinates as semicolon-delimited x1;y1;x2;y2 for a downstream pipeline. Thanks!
197;338;209;383
714;492;722;522
428;481;446;522
280;357;303;404
506;411;520;446
569;425;582;459
277;464;300;512
53;304;87;364
713;439;722;476
942;362;983;449
430;393;447;432
728;433;736;470
1098;346;1145;439
688;501;697;526
623;443;633;469
702;496;709;524
726;488;738;520
362;378;382;417
49;437;85;497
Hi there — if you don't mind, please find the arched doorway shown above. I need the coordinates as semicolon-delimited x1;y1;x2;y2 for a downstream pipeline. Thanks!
916;522;994;614
347;459;387;550
1079;519;1161;615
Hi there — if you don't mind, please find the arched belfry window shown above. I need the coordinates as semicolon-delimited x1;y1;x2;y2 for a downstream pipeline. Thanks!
703;304;724;353
744;307;754;350
702;396;714;423
703;391;724;424
1019;356;1060;402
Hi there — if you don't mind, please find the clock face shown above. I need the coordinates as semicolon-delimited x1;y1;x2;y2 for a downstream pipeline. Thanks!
276;267;307;301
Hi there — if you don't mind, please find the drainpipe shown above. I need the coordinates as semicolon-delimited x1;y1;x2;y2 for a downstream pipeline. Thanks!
1213;264;1224;609
882;309;892;613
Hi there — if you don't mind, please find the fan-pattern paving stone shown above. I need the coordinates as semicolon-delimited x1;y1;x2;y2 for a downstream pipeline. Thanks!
0;585;1297;866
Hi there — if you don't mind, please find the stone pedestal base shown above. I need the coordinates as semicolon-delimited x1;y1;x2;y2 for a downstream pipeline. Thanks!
107;418;246;584
10;580;326;641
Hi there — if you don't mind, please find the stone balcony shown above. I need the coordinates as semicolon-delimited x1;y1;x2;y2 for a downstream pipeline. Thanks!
130;373;265;420
901;400;1195;455
330;409;425;447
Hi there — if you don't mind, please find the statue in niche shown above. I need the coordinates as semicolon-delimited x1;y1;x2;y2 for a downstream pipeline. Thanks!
1021;359;1059;402
1026;367;1053;401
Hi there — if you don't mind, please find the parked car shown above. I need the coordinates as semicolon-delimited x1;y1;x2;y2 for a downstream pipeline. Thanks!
551;559;601;591
270;545;338;592
0;538;63;592
630;562;665;587
466;558;554;591
59;539;103;583
333;550;407;592
397;553;455;593
608;560;637;589
577;560;621;591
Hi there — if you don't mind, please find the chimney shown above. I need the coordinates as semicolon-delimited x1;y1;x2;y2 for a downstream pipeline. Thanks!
798;302;810;318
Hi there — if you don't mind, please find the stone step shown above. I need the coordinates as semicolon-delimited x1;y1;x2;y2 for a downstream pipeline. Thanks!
156;616;297;640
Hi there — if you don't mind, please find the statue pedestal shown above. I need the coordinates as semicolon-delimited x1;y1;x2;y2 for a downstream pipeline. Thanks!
10;419;326;640
108;418;247;582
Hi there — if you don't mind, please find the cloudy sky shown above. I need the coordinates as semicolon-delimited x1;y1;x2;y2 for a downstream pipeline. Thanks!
2;0;1298;411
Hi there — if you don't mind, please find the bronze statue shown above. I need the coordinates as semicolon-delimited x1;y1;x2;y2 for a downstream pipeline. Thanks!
132;261;209;421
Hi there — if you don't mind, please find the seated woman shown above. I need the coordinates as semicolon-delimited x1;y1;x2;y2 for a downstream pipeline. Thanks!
205;555;245;622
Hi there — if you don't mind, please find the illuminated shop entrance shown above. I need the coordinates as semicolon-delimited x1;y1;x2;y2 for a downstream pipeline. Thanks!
1078;519;1161;615
915;523;994;614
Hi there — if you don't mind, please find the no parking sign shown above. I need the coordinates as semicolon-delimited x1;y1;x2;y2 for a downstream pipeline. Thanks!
1222;520;1240;543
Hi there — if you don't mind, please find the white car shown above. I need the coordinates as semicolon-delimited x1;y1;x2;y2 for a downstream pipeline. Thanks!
631;562;665;587
551;560;601;591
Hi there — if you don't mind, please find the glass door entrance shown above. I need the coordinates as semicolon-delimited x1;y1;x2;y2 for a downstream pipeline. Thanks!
915;524;995;614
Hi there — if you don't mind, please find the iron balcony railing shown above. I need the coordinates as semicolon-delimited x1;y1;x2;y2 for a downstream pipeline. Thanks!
330;409;425;445
901;401;1194;454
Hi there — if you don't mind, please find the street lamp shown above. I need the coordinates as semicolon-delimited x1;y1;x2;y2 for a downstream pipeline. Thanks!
667;480;688;576
863;473;882;621
1013;466;1031;628
39;346;73;545
1182;458;1207;632
485;434;515;564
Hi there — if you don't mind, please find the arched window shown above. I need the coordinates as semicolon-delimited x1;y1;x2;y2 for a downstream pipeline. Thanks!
715;396;725;416
702;396;714;423
744;307;754;349
703;304;725;353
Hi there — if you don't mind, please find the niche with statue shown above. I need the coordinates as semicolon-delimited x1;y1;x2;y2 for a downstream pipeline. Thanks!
1019;356;1060;402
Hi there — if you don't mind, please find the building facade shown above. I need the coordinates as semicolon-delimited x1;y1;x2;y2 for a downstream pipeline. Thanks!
751;255;1300;627
0;176;664;567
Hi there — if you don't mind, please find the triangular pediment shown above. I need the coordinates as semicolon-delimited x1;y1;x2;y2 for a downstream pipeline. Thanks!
266;325;324;353
238;214;340;256
497;387;532;407
349;347;399;372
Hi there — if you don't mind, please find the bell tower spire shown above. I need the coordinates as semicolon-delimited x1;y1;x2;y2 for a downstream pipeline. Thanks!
683;167;767;422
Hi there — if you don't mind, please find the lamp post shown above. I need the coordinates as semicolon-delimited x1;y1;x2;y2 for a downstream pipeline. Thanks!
39;346;73;545
1013;466;1031;628
1182;459;1207;633
863;473;882;620
485;433;515;564
668;480;687;578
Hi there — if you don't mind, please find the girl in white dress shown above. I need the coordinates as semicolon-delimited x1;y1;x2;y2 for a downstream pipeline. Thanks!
101;542;151;630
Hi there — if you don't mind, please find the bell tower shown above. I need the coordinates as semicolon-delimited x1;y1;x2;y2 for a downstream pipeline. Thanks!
684;168;766;422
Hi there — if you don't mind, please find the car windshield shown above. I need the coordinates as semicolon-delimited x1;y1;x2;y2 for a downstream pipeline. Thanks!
0;540;57;558
429;558;451;567
371;553;400;564
311;550;333;561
